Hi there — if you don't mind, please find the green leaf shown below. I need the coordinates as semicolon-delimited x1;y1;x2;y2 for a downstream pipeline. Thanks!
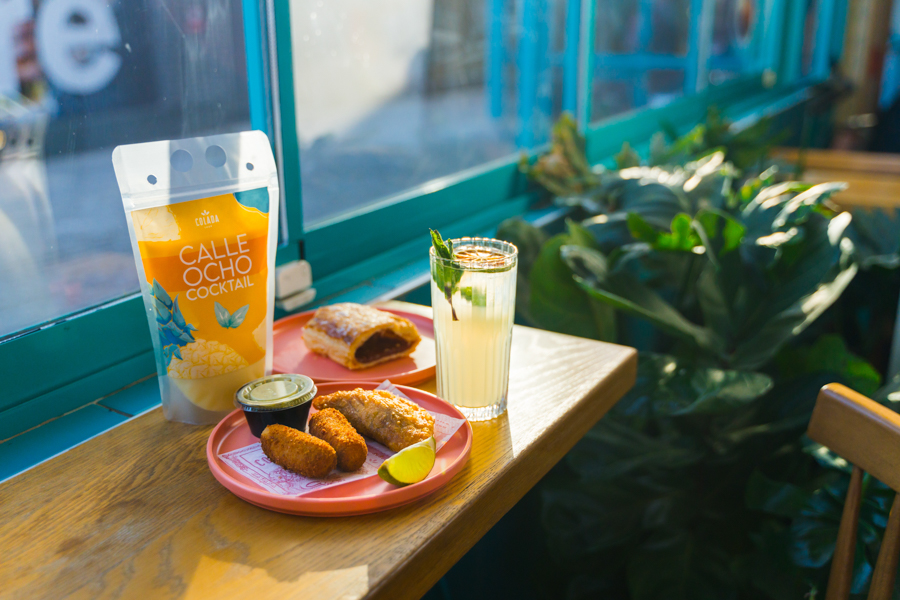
561;245;722;353
615;142;641;169
729;215;858;370
528;235;615;341
429;229;463;319
777;334;882;396
570;418;704;479
626;213;660;245
565;218;598;249
429;229;453;260
848;207;900;269
459;287;486;307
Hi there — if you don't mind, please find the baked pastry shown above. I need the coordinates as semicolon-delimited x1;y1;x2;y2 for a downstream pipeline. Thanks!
302;303;421;370
313;388;435;452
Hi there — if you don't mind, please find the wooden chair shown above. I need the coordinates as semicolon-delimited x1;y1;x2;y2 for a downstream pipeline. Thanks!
807;383;900;600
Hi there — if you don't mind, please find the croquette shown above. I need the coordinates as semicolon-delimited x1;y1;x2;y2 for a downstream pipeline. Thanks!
308;408;368;471
260;424;336;478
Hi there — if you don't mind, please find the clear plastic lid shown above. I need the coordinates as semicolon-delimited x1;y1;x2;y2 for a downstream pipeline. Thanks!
235;374;316;412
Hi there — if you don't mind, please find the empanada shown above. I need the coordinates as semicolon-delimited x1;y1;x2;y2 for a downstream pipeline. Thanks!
302;303;421;370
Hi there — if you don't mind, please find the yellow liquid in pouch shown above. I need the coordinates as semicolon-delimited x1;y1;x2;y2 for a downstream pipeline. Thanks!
132;190;271;417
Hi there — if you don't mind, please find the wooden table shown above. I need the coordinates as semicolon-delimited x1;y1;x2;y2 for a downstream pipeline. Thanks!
0;303;636;600
773;148;900;210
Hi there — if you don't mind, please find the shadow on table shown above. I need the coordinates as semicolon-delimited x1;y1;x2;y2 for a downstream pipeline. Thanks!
423;411;566;600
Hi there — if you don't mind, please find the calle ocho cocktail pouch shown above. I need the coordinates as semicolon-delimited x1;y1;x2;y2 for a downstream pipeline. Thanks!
113;132;280;424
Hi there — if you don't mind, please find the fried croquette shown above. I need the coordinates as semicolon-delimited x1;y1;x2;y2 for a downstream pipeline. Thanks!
312;388;434;452
260;424;336;478
308;408;368;471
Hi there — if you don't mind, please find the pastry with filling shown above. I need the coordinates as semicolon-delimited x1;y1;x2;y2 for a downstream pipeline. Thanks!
312;388;435;452
302;303;421;370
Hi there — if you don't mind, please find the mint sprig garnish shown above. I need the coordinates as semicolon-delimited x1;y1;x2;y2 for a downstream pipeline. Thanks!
430;229;461;321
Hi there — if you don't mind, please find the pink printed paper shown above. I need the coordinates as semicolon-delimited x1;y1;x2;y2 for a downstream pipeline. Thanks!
218;381;466;496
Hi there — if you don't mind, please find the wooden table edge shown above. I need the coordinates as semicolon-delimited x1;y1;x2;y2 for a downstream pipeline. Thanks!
367;345;638;600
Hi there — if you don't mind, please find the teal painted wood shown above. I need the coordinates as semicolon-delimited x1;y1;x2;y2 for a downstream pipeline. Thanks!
242;0;270;135
275;241;300;267
0;404;127;483
0;351;153;441
781;0;807;83
303;156;530;278
813;0;838;79
761;0;787;76
272;0;304;242
0;296;152;413
98;376;161;417
578;0;595;125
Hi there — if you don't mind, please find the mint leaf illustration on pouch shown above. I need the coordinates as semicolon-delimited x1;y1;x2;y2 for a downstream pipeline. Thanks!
215;302;250;329
430;229;461;321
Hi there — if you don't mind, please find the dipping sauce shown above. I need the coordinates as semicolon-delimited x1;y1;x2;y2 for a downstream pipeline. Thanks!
235;374;316;437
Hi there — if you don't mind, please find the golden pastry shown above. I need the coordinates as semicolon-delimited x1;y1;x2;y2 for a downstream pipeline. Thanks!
302;303;421;370
312;388;435;452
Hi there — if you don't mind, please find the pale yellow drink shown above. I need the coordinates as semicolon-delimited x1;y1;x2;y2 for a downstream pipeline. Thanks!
430;238;517;421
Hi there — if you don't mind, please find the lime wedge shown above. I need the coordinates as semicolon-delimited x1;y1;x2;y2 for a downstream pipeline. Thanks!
377;437;436;486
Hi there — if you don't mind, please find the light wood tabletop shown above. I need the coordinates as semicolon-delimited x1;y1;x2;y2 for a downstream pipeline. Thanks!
773;148;900;210
0;302;637;600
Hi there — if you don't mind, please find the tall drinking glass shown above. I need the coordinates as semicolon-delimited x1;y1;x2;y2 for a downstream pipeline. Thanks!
430;237;518;421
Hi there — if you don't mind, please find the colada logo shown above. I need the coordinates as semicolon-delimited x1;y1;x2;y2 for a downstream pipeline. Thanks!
196;209;220;227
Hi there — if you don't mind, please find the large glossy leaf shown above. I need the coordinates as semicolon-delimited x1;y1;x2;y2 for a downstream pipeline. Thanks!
561;245;723;353
848;207;900;269
569;419;705;480
776;334;882;396
728;214;858;370
528;235;615;341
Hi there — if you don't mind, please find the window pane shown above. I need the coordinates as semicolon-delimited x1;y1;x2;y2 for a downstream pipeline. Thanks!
0;0;250;339
291;0;570;226
708;0;763;85
591;0;692;121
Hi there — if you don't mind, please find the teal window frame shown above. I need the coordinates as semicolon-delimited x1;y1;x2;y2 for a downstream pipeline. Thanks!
0;0;845;447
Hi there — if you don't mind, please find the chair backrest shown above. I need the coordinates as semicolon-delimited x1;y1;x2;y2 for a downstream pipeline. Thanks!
807;383;900;600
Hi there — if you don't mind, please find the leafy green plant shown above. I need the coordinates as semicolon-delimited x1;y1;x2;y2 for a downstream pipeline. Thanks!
499;112;900;599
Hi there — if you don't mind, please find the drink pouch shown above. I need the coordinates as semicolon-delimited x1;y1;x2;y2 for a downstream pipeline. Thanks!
113;132;280;424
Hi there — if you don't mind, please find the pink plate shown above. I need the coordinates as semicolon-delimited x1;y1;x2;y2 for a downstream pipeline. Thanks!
272;308;436;385
206;382;473;516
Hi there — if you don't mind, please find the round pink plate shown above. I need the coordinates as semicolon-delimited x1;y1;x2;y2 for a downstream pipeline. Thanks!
272;308;436;385
206;382;473;516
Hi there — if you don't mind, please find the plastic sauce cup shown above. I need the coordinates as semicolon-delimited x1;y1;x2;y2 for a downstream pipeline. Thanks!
235;374;316;437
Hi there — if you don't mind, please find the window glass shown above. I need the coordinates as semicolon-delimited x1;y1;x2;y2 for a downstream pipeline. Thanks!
707;0;763;86
591;0;692;121
291;0;570;226
0;0;250;339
